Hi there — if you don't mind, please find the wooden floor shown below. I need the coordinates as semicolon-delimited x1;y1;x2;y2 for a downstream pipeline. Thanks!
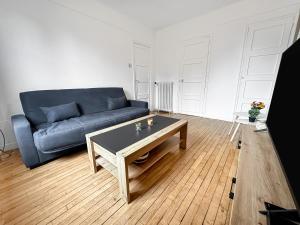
0;114;239;225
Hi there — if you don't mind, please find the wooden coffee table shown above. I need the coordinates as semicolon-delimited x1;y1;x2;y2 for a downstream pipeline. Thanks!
86;114;188;203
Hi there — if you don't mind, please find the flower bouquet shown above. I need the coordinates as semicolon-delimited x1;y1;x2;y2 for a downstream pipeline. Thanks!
248;101;265;122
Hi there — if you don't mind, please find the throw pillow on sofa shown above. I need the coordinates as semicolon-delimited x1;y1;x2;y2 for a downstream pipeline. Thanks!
40;102;80;123
107;96;127;110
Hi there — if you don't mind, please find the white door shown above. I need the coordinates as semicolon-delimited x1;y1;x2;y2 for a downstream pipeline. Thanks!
179;37;210;116
133;44;151;103
236;15;295;113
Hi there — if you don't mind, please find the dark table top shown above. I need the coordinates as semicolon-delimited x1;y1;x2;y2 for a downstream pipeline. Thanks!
90;115;180;155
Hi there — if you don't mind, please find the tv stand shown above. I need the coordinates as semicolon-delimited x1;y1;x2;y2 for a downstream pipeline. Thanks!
229;126;296;225
259;202;300;225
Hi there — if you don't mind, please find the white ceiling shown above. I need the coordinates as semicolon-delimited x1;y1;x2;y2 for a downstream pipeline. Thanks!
96;0;243;29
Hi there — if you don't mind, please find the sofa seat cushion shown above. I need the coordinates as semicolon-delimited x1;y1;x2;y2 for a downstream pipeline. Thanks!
73;111;115;134
109;107;149;123
33;119;85;153
33;107;149;153
74;107;149;133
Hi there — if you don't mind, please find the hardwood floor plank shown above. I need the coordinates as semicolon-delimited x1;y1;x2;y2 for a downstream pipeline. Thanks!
2;162;94;222
142;123;229;225
38;179;119;225
0;153;88;199
5;170;108;224
213;149;239;225
0;115;238;225
20;175;115;225
191;141;234;224
162;130;233;225
166;123;231;225
111;119;221;225
202;144;235;225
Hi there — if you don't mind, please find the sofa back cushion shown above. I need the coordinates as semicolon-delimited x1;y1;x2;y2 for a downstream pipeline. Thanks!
20;87;127;126
40;102;80;123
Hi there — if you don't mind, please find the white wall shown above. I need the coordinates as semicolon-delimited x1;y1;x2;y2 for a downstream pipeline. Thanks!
0;0;154;150
154;0;300;121
0;82;11;150
1;0;299;150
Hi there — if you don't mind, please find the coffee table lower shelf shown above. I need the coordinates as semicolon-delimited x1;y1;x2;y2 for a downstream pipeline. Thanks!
95;136;180;180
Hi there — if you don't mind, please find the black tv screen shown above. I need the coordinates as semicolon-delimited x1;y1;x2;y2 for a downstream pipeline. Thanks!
266;38;300;210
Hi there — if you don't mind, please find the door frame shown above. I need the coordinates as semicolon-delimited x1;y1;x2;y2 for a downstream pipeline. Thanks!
233;12;299;115
132;42;152;108
177;35;212;116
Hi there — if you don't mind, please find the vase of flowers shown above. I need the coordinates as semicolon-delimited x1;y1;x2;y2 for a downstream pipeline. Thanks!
248;101;265;122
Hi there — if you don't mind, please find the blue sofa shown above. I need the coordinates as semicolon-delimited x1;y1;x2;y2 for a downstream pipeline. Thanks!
11;88;149;168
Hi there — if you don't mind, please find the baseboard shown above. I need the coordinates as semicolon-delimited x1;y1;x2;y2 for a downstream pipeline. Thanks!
200;114;232;122
3;142;18;151
169;111;233;122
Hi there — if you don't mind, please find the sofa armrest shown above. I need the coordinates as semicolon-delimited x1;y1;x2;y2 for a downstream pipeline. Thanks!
128;100;148;109
11;114;40;168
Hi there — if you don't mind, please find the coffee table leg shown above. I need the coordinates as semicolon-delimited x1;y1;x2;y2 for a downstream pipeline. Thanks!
180;124;188;149
117;156;130;203
86;137;97;173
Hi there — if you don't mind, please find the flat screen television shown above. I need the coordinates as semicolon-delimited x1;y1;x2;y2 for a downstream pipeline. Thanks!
266;38;300;212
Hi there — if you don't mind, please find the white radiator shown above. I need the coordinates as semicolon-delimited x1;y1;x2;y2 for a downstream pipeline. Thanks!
155;82;174;113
